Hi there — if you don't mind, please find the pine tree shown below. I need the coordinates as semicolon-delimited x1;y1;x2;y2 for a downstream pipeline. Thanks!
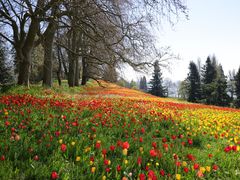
187;61;201;102
148;60;166;97
201;56;217;104
139;77;144;89
215;65;230;106
139;76;147;91
202;56;217;84
235;67;240;108
143;76;147;91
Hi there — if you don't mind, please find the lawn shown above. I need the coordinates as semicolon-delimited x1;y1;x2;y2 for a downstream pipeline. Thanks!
0;81;239;179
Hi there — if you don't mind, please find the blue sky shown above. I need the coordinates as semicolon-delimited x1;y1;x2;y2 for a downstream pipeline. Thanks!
159;0;240;80
125;0;240;81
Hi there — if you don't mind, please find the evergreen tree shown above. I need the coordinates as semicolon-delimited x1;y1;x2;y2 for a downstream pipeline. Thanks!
235;67;240;108
0;41;12;84
215;65;230;106
187;61;201;102
148;60;166;97
139;76;147;91
139;77;144;89
201;56;217;104
202;56;217;84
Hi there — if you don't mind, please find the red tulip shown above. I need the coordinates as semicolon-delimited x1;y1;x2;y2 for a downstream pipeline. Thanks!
188;139;193;145
0;155;5;161
95;142;101;149
139;173;145;180
110;145;115;151
137;157;142;165
213;164;218;171
194;163;199;170
60;144;67;152
149;149;157;157
184;167;189;173
160;169;165;176
51;171;59;179
117;165;121;172
122;141;130;149
33;155;39;161
152;142;157;148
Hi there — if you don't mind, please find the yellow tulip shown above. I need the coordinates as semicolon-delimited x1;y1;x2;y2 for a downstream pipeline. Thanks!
122;148;128;156
71;141;76;146
205;166;211;172
182;161;187;167
91;167;96;173
175;174;181;180
200;167;206;173
76;156;80;161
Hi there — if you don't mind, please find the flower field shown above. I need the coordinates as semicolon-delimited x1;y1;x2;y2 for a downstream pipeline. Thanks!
0;82;240;179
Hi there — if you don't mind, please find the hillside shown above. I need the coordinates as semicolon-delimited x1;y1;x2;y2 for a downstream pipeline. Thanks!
0;81;239;179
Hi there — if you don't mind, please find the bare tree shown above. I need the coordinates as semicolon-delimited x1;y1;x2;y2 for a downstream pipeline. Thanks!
0;0;62;87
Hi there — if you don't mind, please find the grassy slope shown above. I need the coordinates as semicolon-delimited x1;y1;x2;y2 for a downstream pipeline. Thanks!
0;81;239;179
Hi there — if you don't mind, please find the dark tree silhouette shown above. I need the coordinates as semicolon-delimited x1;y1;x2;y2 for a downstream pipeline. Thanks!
148;61;166;97
201;56;217;104
140;76;147;91
215;65;230;106
187;61;201;102
235;67;240;108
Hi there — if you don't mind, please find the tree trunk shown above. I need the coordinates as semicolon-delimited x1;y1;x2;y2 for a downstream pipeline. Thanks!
42;42;53;87
57;71;61;86
17;17;39;87
56;45;62;86
67;26;77;87
81;57;88;85
17;55;31;87
74;57;80;86
42;25;56;87
68;45;76;87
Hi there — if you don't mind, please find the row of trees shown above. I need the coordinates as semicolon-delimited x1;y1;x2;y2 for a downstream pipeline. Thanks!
187;55;240;107
0;0;187;88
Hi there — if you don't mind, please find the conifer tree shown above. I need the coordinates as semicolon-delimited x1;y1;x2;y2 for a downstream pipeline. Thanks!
148;60;166;97
235;67;240;108
201;56;217;104
140;76;147;91
215;65;230;106
139;77;144;89
187;61;201;102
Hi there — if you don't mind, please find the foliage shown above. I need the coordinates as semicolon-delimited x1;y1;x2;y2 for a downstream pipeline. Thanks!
187;61;201;102
139;76;148;92
178;80;189;100
186;55;231;107
148;61;166;97
235;67;240;107
201;56;218;104
214;65;230;106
